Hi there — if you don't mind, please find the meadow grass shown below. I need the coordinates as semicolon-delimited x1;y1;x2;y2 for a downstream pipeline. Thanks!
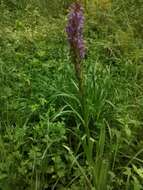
0;0;143;189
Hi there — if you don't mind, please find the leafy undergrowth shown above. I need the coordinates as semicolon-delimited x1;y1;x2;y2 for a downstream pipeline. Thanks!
0;1;143;190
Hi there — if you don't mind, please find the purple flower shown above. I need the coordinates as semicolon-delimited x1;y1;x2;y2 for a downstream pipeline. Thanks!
66;3;85;59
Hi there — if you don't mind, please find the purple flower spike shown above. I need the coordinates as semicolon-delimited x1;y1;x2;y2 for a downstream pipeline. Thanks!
66;3;85;60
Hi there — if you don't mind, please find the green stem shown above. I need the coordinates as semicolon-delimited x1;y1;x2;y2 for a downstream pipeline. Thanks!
74;58;91;159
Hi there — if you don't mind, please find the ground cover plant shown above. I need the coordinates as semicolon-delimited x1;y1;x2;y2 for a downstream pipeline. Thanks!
0;0;143;189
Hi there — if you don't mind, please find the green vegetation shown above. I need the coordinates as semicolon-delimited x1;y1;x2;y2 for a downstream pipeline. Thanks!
0;0;143;189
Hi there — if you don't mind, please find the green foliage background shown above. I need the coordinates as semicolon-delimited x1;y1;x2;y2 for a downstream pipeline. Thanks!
0;0;143;189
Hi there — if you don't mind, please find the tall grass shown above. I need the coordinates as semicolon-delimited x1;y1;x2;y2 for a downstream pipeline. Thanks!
0;0;143;189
